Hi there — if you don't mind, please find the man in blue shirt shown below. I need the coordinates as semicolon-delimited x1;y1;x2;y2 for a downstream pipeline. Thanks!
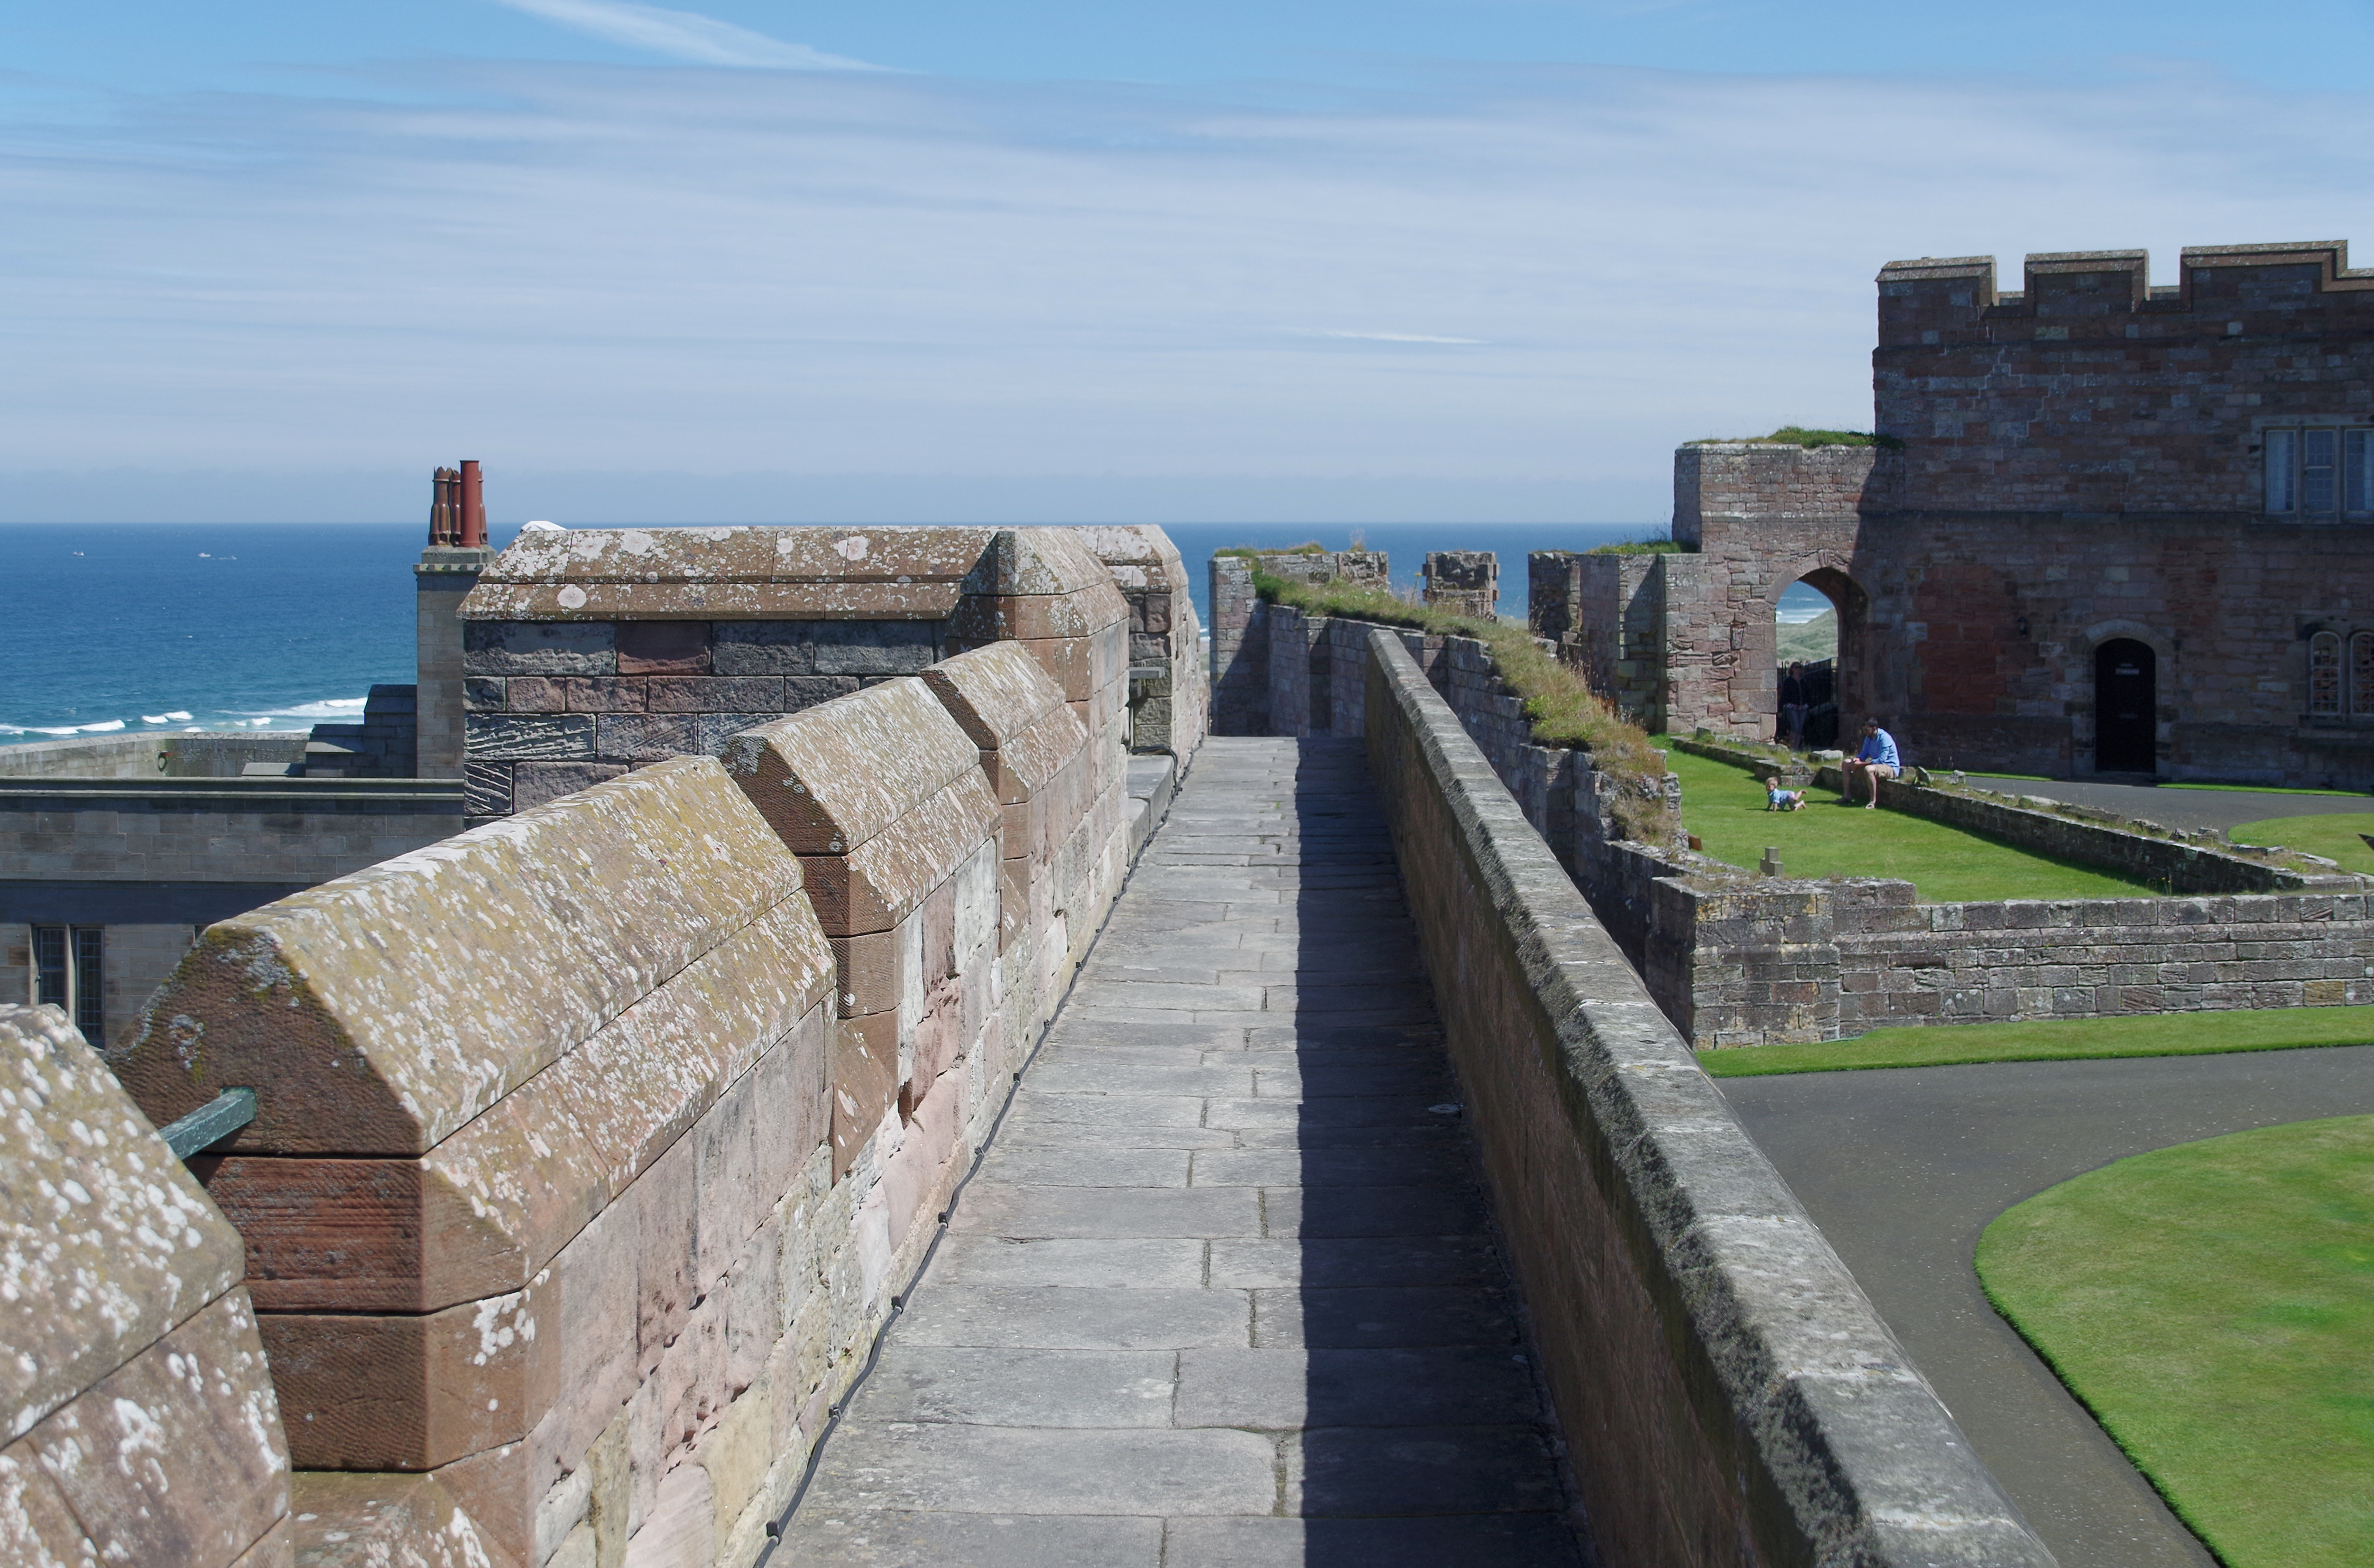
1844;718;1899;808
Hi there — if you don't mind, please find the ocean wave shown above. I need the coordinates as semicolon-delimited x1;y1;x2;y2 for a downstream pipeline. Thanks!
0;718;133;736
234;697;369;721
141;711;195;724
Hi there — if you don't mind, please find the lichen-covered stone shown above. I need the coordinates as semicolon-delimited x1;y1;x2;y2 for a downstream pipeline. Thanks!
289;1471;516;1568
1;1003;245;1442
110;758;815;1155
459;527;1001;623
720;683;1000;941
10;1289;289;1568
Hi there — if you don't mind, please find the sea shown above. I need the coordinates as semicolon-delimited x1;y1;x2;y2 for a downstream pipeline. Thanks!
0;519;1677;745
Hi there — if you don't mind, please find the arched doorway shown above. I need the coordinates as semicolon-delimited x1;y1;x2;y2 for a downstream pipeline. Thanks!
2094;639;2156;772
1775;568;1864;750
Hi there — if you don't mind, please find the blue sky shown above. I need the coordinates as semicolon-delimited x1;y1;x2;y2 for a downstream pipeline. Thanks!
5;1;2373;523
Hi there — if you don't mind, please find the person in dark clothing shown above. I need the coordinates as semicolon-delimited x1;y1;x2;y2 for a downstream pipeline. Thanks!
1779;662;1809;748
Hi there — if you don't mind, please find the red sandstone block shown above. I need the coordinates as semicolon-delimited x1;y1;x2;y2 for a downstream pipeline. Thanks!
261;1283;546;1470
883;1069;964;1256
633;1137;699;1386
534;1204;637;1488
830;1014;899;1181
20;1292;290;1568
505;677;565;714
562;678;649;713
830;923;906;1017
616;622;713;675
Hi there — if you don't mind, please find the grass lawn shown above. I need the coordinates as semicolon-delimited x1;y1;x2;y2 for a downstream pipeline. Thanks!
1978;1116;2374;1566
2230;811;2374;876
1659;744;2160;902
1697;1005;2374;1076
2167;781;2373;797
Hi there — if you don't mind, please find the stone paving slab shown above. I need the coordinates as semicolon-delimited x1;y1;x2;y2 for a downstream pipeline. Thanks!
1163;1513;1586;1566
785;738;1588;1563
932;1236;1207;1288
894;1285;1250;1349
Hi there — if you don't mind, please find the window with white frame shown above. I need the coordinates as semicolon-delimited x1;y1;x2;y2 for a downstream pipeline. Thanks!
32;925;104;1040
2265;428;2374;515
2354;632;2374;716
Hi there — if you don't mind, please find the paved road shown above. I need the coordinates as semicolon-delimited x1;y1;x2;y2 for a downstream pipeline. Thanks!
1964;773;2374;833
1722;1047;2374;1568
787;738;1589;1566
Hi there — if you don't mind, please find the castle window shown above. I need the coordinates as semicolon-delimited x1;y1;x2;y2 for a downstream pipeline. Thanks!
32;925;103;1040
2354;632;2374;716
2310;632;2343;715
2265;427;2374;516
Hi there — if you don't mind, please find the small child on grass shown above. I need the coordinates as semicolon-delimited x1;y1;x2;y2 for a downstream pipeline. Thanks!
1764;780;1806;812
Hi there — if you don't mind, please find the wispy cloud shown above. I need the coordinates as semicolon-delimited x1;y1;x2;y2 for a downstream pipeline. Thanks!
487;0;882;70
1308;329;1490;345
1;57;2370;521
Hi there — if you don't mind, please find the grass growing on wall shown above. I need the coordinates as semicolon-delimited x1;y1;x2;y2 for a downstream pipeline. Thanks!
1977;1116;2374;1567
1687;426;1907;449
1659;744;2160;902
1586;538;1692;555
2229;811;2374;876
1696;1006;2374;1076
1247;568;1676;843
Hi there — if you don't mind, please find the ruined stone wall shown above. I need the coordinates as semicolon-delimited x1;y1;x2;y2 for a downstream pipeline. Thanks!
1360;629;2050;1568
2;1003;297;1568
1420;549;1498;619
1206;549;1387;735
1671;464;2374;779
103;623;1138;1567
1657;873;2374;1046
1529;551;1664;728
1207;555;1265;735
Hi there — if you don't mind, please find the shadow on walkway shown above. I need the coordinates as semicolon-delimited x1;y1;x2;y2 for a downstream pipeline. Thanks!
781;737;1588;1565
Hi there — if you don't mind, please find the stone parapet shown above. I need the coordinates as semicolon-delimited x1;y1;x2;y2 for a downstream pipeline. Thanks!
2;1003;292;1568
1361;628;2051;1568
107;759;861;1566
1077;524;1208;758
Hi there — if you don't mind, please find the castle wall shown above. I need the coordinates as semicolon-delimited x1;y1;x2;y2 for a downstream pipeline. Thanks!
2;1003;297;1568
1529;551;1665;728
104;621;1144;1566
456;525;1136;829
1873;244;2374;516
1077;525;1207;759
1205;549;1387;735
1420;548;1498;619
1360;632;2052;1568
1633;244;2374;783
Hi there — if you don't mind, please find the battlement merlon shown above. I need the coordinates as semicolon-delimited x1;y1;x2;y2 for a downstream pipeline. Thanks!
1876;239;2374;345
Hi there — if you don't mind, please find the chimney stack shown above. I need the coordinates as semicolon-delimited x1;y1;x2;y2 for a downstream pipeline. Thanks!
417;459;497;778
458;460;487;548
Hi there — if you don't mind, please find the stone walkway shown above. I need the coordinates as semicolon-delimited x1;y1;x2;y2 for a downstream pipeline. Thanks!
786;737;1589;1566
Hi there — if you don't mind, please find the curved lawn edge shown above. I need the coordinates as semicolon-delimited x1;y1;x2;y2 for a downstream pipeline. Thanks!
1697;1005;2374;1077
1975;1116;2374;1567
